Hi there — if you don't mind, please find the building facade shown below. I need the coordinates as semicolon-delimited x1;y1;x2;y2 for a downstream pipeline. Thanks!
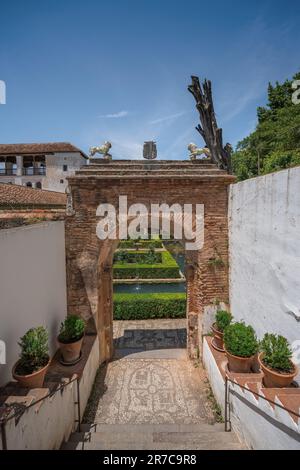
0;142;88;192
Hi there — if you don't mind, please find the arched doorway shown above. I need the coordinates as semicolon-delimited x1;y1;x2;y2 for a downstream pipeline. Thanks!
65;159;235;364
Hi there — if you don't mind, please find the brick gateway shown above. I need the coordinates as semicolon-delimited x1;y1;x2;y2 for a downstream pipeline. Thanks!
65;159;235;363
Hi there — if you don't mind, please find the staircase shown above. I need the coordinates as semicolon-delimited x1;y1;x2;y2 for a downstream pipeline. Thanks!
62;423;245;450
61;320;246;450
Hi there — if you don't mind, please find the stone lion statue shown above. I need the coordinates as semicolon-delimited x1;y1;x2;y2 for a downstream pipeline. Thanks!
188;143;211;160
89;141;112;160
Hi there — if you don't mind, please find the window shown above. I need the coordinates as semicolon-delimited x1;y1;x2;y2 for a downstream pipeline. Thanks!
26;182;32;187
36;182;42;189
60;179;64;184
63;164;68;172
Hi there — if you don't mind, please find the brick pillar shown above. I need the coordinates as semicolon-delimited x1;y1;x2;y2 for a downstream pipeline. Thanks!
97;265;114;363
188;311;200;359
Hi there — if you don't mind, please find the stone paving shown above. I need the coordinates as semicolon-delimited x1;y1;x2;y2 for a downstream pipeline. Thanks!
83;319;216;425
113;318;187;350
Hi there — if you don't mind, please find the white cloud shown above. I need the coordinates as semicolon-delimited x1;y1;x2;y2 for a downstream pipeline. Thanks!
98;110;129;119
149;111;186;125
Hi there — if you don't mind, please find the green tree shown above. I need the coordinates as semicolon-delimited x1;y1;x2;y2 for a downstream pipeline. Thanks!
232;71;300;180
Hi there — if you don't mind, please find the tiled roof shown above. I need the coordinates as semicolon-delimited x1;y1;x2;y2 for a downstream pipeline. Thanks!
0;183;67;208
0;142;88;159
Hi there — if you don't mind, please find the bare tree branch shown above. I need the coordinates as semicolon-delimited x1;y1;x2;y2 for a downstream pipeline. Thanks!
188;76;232;173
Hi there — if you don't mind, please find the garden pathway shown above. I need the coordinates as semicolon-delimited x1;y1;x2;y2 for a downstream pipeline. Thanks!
62;319;245;449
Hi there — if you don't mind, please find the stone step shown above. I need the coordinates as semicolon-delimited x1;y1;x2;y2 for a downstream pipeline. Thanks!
84;170;219;175
71;173;232;180
62;425;244;450
76;422;225;434
88;160;216;167
78;166;223;172
62;440;245;450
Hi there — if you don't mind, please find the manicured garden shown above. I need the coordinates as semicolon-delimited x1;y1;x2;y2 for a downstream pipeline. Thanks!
114;249;162;265
118;239;163;249
113;292;186;320
113;250;181;279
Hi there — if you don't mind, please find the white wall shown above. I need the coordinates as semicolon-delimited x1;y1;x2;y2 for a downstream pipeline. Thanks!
229;167;300;344
203;338;300;450
1;336;100;450
43;152;87;192
0;221;67;386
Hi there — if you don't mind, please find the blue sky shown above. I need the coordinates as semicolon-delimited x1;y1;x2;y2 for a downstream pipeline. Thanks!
0;0;299;159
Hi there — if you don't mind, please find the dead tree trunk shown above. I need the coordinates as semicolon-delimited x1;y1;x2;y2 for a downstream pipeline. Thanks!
188;76;232;173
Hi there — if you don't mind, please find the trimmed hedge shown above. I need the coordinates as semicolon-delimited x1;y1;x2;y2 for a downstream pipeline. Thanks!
114;250;162;264
113;251;180;279
118;239;163;249
114;293;186;320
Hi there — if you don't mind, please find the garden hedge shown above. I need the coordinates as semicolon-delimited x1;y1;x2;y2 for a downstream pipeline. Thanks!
113;251;180;279
114;250;162;264
113;292;186;320
118;239;163;249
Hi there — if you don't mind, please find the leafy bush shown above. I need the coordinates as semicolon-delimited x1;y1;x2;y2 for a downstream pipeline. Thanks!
58;315;85;343
113;251;180;279
17;326;49;374
114;250;162;264
215;310;232;332
224;322;258;358
260;333;294;373
262;150;300;174
114;293;186;320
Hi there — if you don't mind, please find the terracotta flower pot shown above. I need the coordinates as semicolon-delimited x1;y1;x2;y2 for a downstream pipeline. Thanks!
225;349;255;373
12;359;50;388
258;353;298;388
211;323;225;351
58;335;84;364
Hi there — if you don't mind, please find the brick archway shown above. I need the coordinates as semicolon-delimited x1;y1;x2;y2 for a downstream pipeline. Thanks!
65;159;235;364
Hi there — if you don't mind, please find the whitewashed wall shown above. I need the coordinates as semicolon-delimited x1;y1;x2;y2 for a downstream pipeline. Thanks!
0;221;67;386
229;167;300;344
43;152;87;192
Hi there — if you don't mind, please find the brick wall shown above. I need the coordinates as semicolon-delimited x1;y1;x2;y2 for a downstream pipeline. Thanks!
65;163;233;361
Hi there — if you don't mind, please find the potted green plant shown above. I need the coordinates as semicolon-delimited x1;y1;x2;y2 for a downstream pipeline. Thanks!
258;333;298;388
12;326;50;388
58;315;85;365
224;322;258;373
211;310;232;352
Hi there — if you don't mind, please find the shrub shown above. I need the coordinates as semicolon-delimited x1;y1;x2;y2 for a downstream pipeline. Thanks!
215;310;232;332
260;333;294;373
58;315;85;343
224;322;258;358
17;326;49;375
114;293;186;320
114;250;162;264
262;150;300;175
113;251;180;279
118;239;163;249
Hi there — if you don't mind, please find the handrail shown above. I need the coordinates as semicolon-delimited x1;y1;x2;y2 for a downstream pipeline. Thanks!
225;375;300;432
0;375;81;450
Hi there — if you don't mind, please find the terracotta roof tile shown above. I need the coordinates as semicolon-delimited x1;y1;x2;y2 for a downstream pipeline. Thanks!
0;142;88;159
0;183;66;207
